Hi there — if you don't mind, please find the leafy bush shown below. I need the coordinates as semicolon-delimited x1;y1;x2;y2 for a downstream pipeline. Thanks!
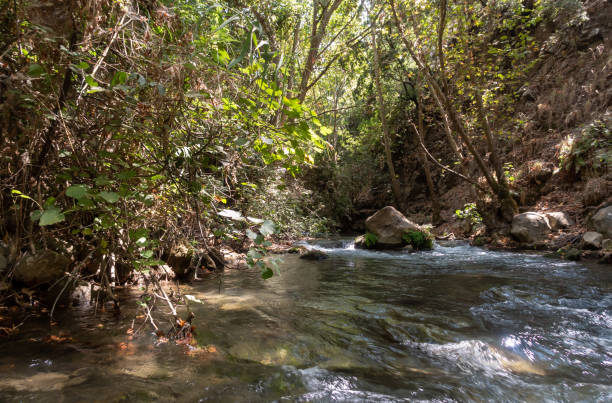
364;232;378;248
402;230;433;250
454;203;483;225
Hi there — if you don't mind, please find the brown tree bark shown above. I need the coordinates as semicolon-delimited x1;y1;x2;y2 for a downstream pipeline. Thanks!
296;0;344;104
370;13;402;205
415;83;441;225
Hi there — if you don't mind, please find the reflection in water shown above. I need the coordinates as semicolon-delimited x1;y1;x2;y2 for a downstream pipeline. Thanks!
0;241;610;402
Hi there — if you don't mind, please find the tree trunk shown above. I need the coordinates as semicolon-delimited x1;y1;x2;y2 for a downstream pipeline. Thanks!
370;14;402;205
416;84;441;225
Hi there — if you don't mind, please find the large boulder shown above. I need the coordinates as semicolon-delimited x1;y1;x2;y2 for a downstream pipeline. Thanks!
544;212;573;230
13;250;70;286
590;205;612;239
510;212;551;243
365;206;420;246
582;232;603;249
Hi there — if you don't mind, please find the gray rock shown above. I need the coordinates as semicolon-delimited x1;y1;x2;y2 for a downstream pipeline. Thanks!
582;231;603;249
365;206;420;246
402;244;414;252
13;250;70;286
602;239;612;252
544;212;573;230
299;249;328;260
510;212;551;243
590;205;612;239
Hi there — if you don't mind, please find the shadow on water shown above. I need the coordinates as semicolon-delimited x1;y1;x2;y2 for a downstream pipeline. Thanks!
0;240;611;402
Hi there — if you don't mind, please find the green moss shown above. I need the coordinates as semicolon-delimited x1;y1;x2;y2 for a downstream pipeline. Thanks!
402;230;433;250
472;236;490;247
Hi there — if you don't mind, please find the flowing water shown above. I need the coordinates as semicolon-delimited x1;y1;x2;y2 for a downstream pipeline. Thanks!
0;240;611;402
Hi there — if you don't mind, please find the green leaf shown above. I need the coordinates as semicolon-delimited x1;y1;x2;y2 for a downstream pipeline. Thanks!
261;267;273;279
66;184;90;199
247;249;263;259
95;175;112;186
78;198;95;208
30;209;43;221
85;75;99;87
246;229;258;240
98;191;119;203
117;170;136;180
140;250;154;259
259;220;277;236
111;71;128;87
39;207;65;226
11;189;35;202
28;64;45;77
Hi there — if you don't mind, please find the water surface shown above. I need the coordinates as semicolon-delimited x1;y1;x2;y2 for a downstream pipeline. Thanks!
0;241;610;402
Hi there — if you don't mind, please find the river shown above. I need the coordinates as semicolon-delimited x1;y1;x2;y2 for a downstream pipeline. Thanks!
0;240;610;402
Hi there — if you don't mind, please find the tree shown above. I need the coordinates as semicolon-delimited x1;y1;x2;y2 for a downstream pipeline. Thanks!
370;10;402;205
389;0;518;224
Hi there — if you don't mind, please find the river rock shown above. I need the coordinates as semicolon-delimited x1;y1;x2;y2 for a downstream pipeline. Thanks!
13;250;70;286
0;369;90;392
590;205;612;239
602;239;612;252
299;249;328;260
165;242;193;277
544;212;573;230
365;206;420;246
582;231;603;249
582;178;610;207
510;212;551;243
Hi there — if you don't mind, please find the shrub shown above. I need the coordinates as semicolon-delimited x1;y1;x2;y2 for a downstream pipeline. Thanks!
454;203;483;225
364;232;378;248
402;230;433;250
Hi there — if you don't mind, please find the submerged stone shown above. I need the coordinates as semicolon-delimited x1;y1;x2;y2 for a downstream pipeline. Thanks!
299;249;328;260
